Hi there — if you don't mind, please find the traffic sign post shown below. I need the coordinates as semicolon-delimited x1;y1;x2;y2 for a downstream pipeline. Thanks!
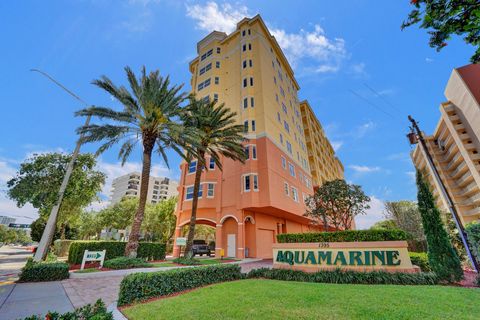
80;250;106;270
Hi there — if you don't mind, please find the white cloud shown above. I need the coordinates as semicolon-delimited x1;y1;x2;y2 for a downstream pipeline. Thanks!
354;196;385;230
350;62;368;77
406;171;416;184
185;1;347;74
425;57;434;63
186;1;249;34
386;152;410;162
330;141;343;152
348;165;381;173
354;121;376;138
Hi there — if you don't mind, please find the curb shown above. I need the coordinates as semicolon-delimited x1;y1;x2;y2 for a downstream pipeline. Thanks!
108;302;127;320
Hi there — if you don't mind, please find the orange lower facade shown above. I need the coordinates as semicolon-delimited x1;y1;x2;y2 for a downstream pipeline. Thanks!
173;136;325;259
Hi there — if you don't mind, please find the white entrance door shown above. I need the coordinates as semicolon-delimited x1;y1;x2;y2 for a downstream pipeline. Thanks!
227;234;236;257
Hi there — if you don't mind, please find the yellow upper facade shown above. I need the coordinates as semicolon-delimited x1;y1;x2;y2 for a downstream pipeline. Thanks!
300;100;344;187
188;15;310;172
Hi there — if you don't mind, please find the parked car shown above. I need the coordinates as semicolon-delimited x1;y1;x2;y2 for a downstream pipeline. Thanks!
192;239;211;256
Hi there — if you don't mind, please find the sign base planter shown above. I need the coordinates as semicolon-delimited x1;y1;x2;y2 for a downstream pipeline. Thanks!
273;241;420;273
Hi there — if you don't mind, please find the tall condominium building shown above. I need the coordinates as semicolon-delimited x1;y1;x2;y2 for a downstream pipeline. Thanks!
110;172;178;205
300;100;344;186
174;15;342;259
411;64;480;225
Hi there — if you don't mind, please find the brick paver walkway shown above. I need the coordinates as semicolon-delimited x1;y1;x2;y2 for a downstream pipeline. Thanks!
62;276;123;308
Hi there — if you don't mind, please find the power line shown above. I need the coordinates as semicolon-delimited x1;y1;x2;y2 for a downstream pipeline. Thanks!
348;89;398;119
363;83;404;116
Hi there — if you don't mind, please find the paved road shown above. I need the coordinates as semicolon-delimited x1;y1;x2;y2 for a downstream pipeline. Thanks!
0;246;32;286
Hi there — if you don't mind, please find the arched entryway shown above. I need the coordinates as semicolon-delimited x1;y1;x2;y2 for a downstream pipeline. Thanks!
220;216;238;258
173;218;217;257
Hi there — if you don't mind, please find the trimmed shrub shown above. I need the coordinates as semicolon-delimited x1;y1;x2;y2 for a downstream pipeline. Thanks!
476;273;480;287
103;257;150;270
118;264;242;306
68;241;166;264
409;252;431;272
22;299;112;320
247;268;438;286
53;239;74;257
277;229;407;243
465;222;480;264
173;257;201;265
19;258;69;282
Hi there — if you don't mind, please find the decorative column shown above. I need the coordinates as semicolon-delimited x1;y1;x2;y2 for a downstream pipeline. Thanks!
215;223;223;258
237;220;245;259
172;227;182;258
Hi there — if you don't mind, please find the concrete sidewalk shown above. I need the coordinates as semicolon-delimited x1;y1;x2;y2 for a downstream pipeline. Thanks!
0;282;74;320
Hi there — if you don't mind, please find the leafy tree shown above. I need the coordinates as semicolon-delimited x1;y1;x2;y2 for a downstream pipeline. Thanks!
384;200;427;252
7;153;105;240
402;0;480;63
76;66;189;257
416;170;463;282
99;197;138;231
143;197;177;242
465;221;480;264
181;97;246;258
0;225;32;245
76;210;103;240
30;217;78;242
370;219;397;230
305;179;370;231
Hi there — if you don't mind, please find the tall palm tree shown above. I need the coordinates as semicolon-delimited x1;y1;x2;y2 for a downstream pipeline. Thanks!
76;66;187;257
182;97;246;258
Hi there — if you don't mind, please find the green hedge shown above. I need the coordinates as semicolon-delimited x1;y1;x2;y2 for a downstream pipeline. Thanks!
277;229;407;243
68;241;166;264
23;299;112;320
118;264;242;306
247;268;438;285
409;252;431;272
103;257;150;270
19;259;69;282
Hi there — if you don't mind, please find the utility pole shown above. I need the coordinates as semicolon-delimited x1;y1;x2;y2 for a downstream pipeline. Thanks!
407;115;479;273
31;69;91;261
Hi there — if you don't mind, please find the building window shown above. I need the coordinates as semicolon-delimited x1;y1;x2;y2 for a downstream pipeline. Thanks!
250;77;254;86
185;185;202;200
216;61;220;68
209;158;215;170
274;76;277;84
245;146;250;159
248;43;252;50
244;120;249;133
243;97;248;109
288;163;296;177
252;145;257;159
253;175;259;190
284;121;290;133
249;59;253;67
280;133;283;144
207;183;215;197
282;103;288;114
281;156;286;169
244;175;251;191
291;187;298;202
286;141;292;154
216;47;221;54
242;44;247;52
284;182;289;196
242;30;246;36
251;120;256;131
243;78;247;87
250;97;254;107
215;77;219;85
188;160;197;174
276;94;279;102
248;29;251;35
277;112;281;123
243;60;247;68
213;93;218;102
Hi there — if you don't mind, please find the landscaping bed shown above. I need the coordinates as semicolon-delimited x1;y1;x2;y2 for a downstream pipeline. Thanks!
122;279;480;320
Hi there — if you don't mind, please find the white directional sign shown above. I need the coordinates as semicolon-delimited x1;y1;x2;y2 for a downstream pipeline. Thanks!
176;237;187;246
81;250;106;270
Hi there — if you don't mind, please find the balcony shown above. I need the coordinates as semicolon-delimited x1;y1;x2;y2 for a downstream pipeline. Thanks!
455;171;473;187
449;162;467;179
464;206;480;217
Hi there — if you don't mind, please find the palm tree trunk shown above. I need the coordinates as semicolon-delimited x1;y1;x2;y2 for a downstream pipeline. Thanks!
184;153;204;258
125;142;153;258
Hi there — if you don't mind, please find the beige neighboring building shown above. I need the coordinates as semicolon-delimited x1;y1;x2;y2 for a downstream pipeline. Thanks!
300;100;344;187
411;64;480;225
110;172;178;205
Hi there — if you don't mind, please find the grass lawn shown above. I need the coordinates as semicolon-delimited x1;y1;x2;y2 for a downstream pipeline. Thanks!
73;268;102;273
123;279;480;320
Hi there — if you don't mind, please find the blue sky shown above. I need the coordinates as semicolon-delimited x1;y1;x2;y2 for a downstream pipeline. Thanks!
0;1;475;227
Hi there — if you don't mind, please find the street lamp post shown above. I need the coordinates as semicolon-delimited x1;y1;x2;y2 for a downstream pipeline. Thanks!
31;69;91;261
